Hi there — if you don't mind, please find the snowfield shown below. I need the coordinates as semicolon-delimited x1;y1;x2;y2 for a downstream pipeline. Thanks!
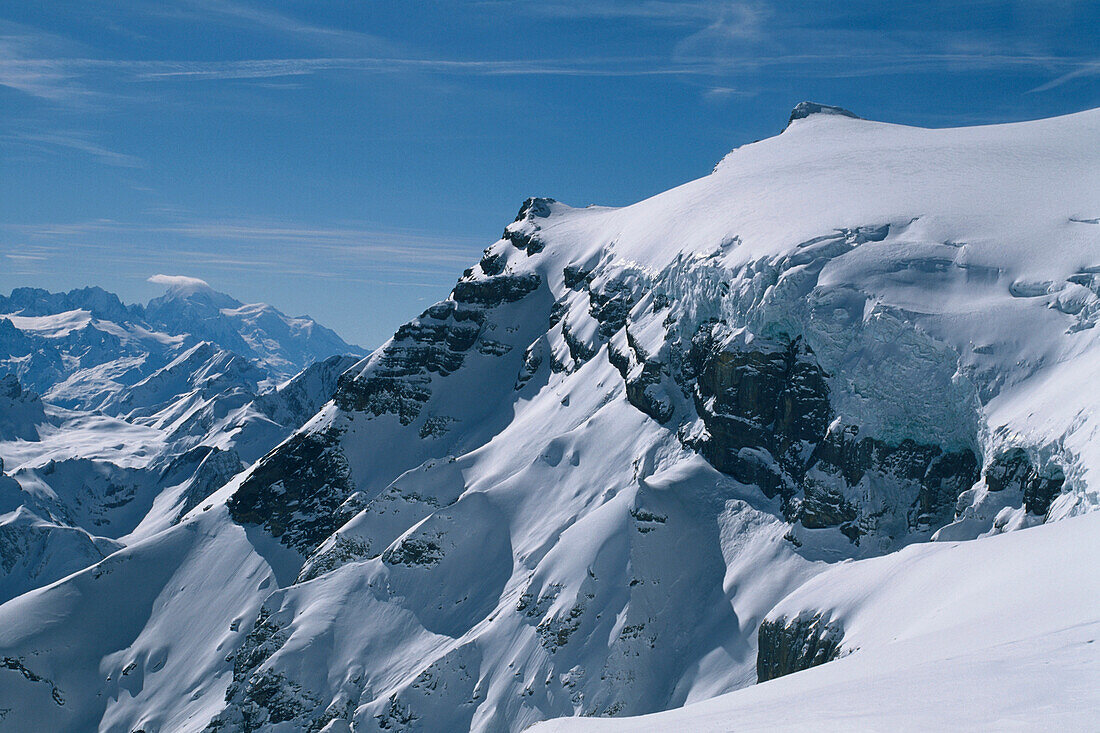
0;103;1098;731
537;509;1100;732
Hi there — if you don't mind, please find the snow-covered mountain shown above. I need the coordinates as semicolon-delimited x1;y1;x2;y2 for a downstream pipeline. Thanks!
0;103;1098;731
0;279;363;407
0;281;363;606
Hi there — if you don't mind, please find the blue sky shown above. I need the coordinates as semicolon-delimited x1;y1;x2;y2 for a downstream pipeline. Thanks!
1;1;1097;347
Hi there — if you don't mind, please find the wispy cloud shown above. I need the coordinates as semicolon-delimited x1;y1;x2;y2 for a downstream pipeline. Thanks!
702;85;755;101
2;0;1094;109
5;50;1090;104
0;55;700;92
157;0;400;55
1;217;487;277
1028;59;1100;93
1;131;144;167
490;0;726;23
0;24;99;103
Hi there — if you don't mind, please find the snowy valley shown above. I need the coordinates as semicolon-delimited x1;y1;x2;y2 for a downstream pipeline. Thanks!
0;103;1098;731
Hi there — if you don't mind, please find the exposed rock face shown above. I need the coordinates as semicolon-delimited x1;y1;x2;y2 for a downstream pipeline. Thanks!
588;279;636;340
786;101;861;126
452;273;542;307
0;655;65;707
335;275;540;426
686;333;831;500
206;606;334;733
502;197;555;255
984;448;1066;516
333;308;477;423
608;332;672;424
807;429;979;535
228;428;360;553
674;330;979;541
757;614;844;682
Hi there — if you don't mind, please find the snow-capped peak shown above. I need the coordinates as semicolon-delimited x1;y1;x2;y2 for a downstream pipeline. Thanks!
785;101;861;128
146;274;243;313
0;106;1097;732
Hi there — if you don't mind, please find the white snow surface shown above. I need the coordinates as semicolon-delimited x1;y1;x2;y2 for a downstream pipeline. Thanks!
0;106;1097;732
537;510;1100;732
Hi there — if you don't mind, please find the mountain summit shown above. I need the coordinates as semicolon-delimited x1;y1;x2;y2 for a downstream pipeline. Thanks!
785;101;861;127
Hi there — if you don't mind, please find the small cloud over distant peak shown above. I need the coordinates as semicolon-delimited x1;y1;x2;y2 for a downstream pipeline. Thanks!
703;86;753;103
148;274;211;291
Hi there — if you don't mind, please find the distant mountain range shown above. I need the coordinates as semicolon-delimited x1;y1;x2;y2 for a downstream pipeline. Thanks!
0;278;361;406
0;280;363;606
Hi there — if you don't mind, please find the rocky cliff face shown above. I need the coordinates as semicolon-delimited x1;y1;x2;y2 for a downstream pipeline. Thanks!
756;614;844;682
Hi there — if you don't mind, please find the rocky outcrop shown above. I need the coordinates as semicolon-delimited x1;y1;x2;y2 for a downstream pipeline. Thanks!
228;428;360;553
0;374;48;441
608;332;672;424
1;655;65;706
663;327;979;541
984;448;1065;516
562;264;593;291
452;273;541;307
757;614;844;682
686;332;831;501
502;197;555;255
786;101;861;127
207;607;334;733
588;279;636;340
335;276;540;425
807;429;979;535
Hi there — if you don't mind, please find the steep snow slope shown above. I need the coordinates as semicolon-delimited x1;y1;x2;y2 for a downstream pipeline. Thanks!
0;104;1097;732
537;510;1100;732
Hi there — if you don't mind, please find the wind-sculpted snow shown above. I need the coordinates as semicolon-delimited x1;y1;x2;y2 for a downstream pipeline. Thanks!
1;104;1099;731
